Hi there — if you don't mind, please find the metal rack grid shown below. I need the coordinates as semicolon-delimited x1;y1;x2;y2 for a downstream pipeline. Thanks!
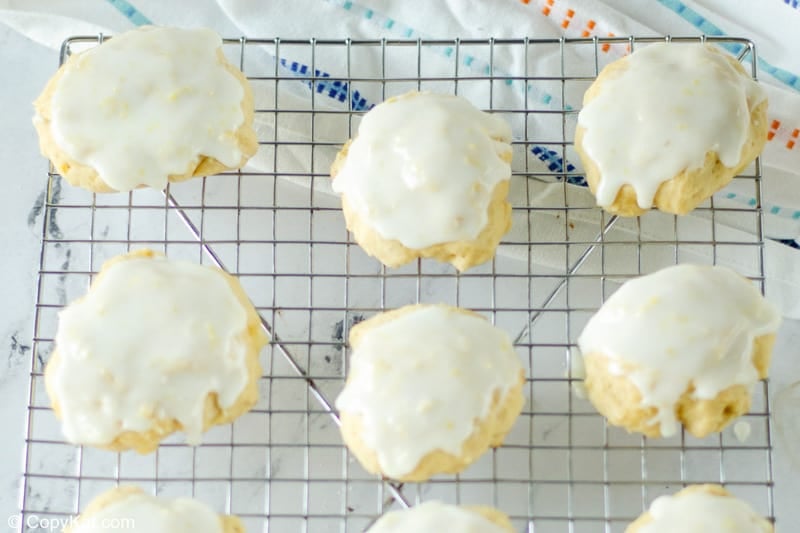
20;35;774;532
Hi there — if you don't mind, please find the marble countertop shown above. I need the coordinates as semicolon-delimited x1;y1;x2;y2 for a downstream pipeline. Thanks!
2;22;799;530
1;23;57;524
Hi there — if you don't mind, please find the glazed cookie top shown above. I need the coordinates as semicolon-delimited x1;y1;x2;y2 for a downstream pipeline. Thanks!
50;253;252;446
368;501;509;532
578;264;780;437
47;26;247;191
335;305;523;479
331;91;512;249
637;489;772;532
72;489;223;533
577;43;766;210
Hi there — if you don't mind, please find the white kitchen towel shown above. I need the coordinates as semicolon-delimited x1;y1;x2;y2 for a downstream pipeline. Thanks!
4;0;800;316
216;0;800;228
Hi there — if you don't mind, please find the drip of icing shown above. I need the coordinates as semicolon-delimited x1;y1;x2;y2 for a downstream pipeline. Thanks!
331;92;512;249
368;501;508;533
49;26;246;191
72;490;223;533
50;255;250;446
640;490;773;532
733;421;752;443
569;347;588;399
335;305;522;478
577;264;780;437
578;43;766;209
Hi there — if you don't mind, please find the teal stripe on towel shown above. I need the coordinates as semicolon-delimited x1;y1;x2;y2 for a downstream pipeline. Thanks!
657;0;800;91
106;0;152;26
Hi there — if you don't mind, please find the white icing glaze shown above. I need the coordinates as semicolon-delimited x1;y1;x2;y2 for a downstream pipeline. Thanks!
72;490;223;533
335;305;522;478
578;43;767;210
331;91;512;249
368;501;508;533
639;489;772;532
577;264;780;437
50;254;251;446
49;26;246;191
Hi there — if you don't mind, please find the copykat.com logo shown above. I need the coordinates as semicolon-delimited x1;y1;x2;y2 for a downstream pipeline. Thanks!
8;514;135;531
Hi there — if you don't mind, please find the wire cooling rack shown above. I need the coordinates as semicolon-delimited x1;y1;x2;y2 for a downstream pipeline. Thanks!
21;36;774;532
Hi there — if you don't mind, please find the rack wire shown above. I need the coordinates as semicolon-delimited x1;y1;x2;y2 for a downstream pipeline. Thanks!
20;36;774;532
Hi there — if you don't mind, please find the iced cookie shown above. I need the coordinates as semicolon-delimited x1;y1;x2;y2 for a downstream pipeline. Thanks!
33;26;257;193
335;304;525;481
66;486;244;533
627;484;773;532
45;249;267;453
368;501;514;532
330;91;513;271
577;264;780;438
575;43;768;216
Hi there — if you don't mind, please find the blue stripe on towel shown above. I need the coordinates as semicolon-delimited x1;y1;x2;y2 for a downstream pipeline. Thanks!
279;58;579;177
105;0;152;26
657;0;800;91
280;59;372;111
319;0;569;109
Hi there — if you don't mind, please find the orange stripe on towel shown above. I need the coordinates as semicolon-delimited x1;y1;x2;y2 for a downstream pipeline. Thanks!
601;32;615;52
561;8;574;28
767;120;782;141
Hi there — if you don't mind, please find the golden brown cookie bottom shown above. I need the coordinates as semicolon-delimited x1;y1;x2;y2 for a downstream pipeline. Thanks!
331;142;513;272
467;506;516;531
583;333;774;438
